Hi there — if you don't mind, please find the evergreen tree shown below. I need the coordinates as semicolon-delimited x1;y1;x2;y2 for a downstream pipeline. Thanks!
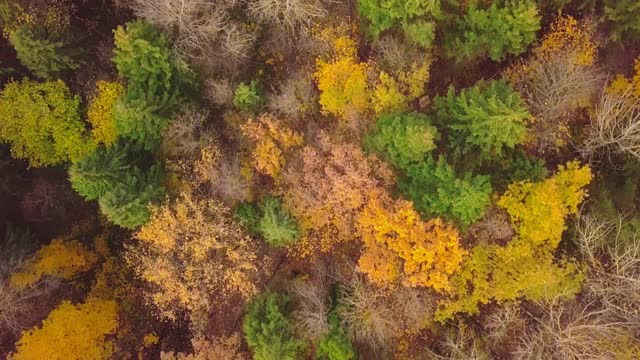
69;142;165;229
398;156;492;225
445;0;541;61
363;112;439;169
243;292;305;360
9;25;84;79
112;20;196;149
435;80;530;158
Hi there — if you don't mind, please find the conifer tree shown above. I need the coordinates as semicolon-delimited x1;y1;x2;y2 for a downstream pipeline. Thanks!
9;25;84;79
435;80;530;158
445;0;541;61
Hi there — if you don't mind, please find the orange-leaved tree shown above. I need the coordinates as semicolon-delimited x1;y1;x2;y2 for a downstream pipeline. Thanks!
356;192;465;292
128;191;265;320
283;132;394;257
241;114;303;182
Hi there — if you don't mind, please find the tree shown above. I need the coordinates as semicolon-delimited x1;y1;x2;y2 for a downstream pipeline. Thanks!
87;81;124;146
604;0;640;42
0;79;94;167
398;157;492;226
243;292;305;360
113;20;196;149
9;25;83;79
234;80;264;112
282;133;394;257
371;59;431;114
581;83;640;161
10;238;97;288
256;197;300;247
358;0;442;48
505;16;604;152
314;35;370;120
435;80;530;158
436;161;592;321
363;112;439;169
316;312;356;360
445;0;541;62
248;0;326;33
241;114;303;182
68;142;165;229
356;192;466;291
129;191;264;320
10;298;118;360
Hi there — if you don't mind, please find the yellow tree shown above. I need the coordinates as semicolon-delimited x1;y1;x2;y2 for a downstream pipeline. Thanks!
314;34;370;120
10;238;98;288
87;80;124;146
356;192;465;291
10;298;118;360
436;161;592;321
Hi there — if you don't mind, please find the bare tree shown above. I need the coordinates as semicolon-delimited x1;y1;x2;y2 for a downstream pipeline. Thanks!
335;266;399;352
163;106;208;159
575;215;640;328
580;86;640;162
513;297;636;360
247;0;327;33
289;275;330;342
130;0;229;59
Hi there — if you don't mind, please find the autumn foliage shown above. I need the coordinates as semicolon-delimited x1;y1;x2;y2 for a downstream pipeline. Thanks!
10;298;118;360
283;133;394;257
356;192;465;291
129;191;264;319
242;114;303;181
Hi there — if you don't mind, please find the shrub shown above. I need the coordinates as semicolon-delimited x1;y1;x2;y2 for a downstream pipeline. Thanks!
398;157;492;226
10;298;118;360
356;192;465;291
243;292;305;360
604;0;640;42
9;238;97;288
234;80;264;112
435;80;530;158
364;112;439;169
358;0;441;48
257;197;300;247
87;81;124;146
445;0;541;62
9;25;83;79
0;79;94;167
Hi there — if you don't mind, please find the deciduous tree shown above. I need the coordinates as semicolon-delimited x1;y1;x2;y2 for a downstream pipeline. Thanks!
0;79;94;167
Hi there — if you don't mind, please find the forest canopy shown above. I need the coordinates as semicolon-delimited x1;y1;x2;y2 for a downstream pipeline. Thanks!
1;0;640;359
